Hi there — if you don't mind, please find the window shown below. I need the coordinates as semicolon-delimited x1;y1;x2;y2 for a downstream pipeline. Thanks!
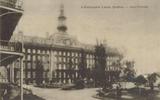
33;72;36;78
27;49;31;53
37;50;40;54
87;54;89;58
79;53;82;57
56;57;59;62
33;56;36;61
33;49;36;53
27;55;31;61
64;52;66;56
75;58;78;63
63;80;66;83
32;62;36;69
61;51;63;56
27;63;31;69
76;72;78;78
63;64;65;70
47;50;50;54
90;55;92;59
57;64;59;70
23;72;26;78
37;55;41;60
63;58;66;62
68;52;70;56
42;50;45;54
54;72;57;77
14;61;19;68
64;73;66;78
72;52;74;56
58;57;62;62
46;56;49;62
44;63;49;71
42;56;45;62
59;51;62;56
22;48;25;52
27;72;31;78
59;64;62;70
61;58;63;62
87;60;89;65
59;73;61;78
16;72;20;78
75;53;78;57
75;65;78;70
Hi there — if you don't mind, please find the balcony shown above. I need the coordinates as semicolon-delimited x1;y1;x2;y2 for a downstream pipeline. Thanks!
0;40;22;53
0;40;23;66
0;0;23;10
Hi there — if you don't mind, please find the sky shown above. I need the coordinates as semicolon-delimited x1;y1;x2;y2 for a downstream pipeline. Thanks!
15;0;160;74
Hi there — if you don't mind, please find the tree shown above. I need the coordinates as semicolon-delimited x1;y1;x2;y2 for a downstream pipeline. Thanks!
135;75;147;87
67;59;73;79
147;73;160;90
123;61;136;82
78;50;87;79
93;44;106;87
135;75;147;95
35;59;44;85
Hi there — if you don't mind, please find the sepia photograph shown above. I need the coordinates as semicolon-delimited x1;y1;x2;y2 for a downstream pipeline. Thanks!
0;0;160;100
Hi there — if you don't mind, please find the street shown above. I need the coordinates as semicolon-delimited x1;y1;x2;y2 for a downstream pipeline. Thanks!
28;85;160;100
30;86;99;100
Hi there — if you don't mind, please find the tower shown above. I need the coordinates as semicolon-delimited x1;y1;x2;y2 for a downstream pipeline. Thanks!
53;4;79;46
57;4;67;33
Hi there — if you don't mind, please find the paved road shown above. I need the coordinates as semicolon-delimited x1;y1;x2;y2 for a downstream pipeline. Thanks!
28;86;160;100
30;86;99;100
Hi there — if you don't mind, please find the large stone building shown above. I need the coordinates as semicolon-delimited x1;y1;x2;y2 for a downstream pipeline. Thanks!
10;4;123;84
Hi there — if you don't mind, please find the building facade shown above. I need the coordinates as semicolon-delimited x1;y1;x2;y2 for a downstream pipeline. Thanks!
0;0;23;83
10;5;123;84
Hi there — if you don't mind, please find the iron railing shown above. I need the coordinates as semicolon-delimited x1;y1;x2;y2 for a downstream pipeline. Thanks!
0;40;22;53
0;0;23;10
